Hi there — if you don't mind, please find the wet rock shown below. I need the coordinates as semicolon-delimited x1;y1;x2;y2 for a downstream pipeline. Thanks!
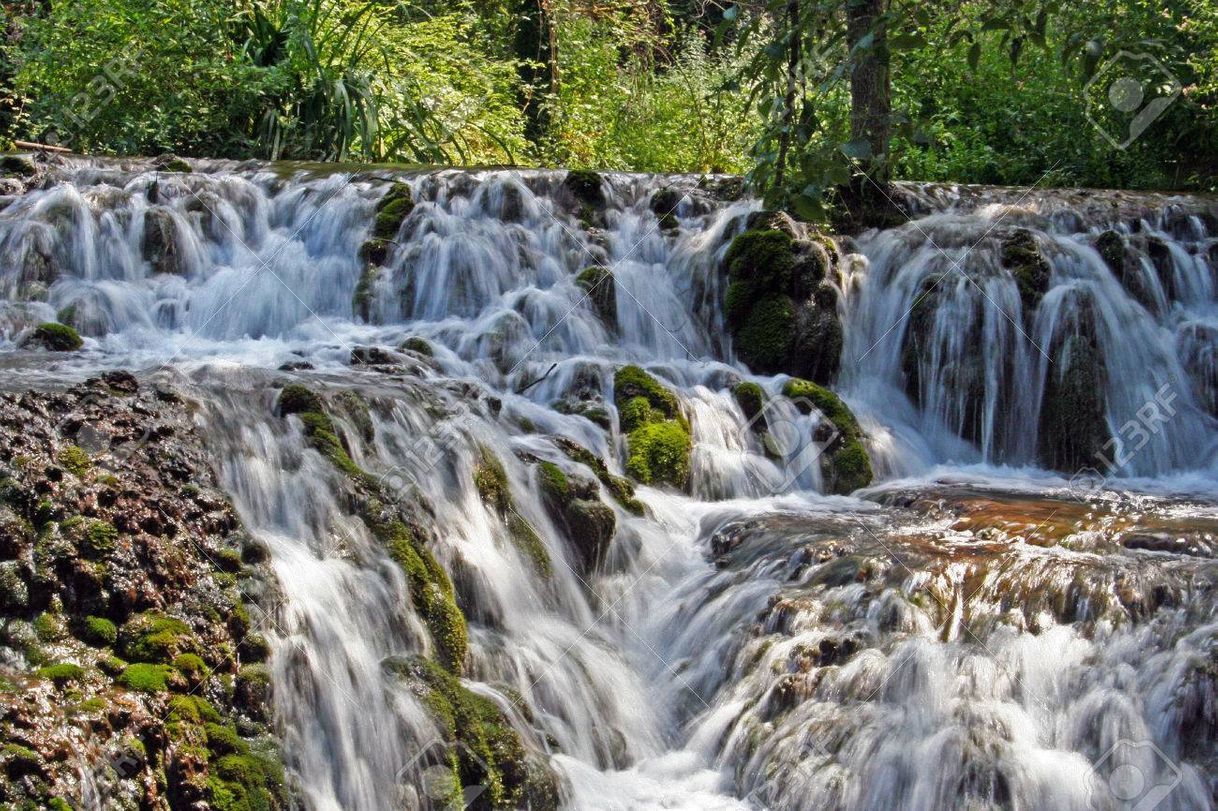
537;461;616;575
576;265;617;327
1037;304;1109;472
142;207;184;275
614;366;691;489
152;153;191;173
0;154;37;178
349;345;399;367
783;378;874;494
1095;230;1158;313
649;187;682;230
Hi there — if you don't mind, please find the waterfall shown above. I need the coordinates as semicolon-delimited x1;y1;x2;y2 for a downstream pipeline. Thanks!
1;156;1216;810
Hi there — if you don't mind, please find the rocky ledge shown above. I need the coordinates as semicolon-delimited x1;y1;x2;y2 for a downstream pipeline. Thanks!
0;372;285;810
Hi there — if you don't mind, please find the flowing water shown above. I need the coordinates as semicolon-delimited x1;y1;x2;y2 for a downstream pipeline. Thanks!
2;156;1217;810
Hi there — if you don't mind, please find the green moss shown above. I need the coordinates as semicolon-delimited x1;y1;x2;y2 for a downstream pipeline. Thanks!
537;461;570;505
27;322;83;351
353;264;380;322
81;519;118;558
215;547;244;573
735;294;795;371
205;723;250;758
173;653;207;677
507;513;553;578
294;410;362;478
57;445;92;477
168;694;222;724
118;612;193;663
80;615;118;647
618;396;655;434
2;744;40;777
613;365;680;420
732;381;766;425
563;169;605;210
555;438;644;515
384;522;468;674
276;383;323;416
36;662;85;685
118;663;172;692
472;446;511;515
393;656;532;810
625;421;692;488
160;158;192;173
782;379;861;437
33;611;65;642
399;336;433;356
576;266;617;324
827;441;873;494
207;751;284;811
724;229;795;291
371;183;414;241
98;654;126;676
48;798;73;811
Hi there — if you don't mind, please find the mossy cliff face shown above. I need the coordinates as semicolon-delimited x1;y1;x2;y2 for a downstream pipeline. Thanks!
0;373;285;810
274;384;557;807
723;213;842;384
613;366;692;489
781;378;874;494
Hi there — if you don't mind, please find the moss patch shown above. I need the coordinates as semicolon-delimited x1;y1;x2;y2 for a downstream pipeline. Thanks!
782;378;874;494
118;663;173;693
57;445;92;477
613;366;691;489
80;615;117;647
554;437;644;515
26;322;83;351
37;662;85;686
383;520;468;673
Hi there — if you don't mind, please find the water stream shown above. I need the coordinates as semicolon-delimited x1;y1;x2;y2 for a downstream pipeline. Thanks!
1;157;1216;809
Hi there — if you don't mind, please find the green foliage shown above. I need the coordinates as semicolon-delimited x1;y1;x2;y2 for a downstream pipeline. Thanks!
118;612;194;664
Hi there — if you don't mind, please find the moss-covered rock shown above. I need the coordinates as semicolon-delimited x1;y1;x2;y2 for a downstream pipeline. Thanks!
385;521;469;673
613;366;691;489
554;436;644;515
153;154;192;173
722;227;841;382
399;336;434;357
0;154;37;177
472;447;555;578
576;265;617;326
118;612;195;664
371;182;414;242
23;322;82;351
563;169;605;209
732;381;766;430
352;264;380;322
782;378;874;494
1000;229;1051;314
118;662;173;693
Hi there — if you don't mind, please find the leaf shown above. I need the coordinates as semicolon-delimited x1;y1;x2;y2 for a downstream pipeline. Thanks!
968;42;982;72
890;32;926;51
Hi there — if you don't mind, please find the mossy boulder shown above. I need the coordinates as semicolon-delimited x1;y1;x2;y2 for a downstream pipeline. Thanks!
22;322;82;351
352;264;380;322
1000;228;1051;314
383;519;469;673
536;461;616;575
399;336;434;357
275;385;362;478
733;381;766;431
117;612;196;664
554;436;644;515
723;227;840;383
0;154;37;177
153;153;192;173
576;265;617;326
613;366;691;489
782;379;874;494
371;182;414;242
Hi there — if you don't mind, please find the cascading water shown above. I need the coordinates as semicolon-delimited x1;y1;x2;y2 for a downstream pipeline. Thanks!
1;155;1217;810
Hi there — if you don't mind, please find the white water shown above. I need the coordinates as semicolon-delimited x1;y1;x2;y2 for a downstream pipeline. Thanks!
2;157;1217;810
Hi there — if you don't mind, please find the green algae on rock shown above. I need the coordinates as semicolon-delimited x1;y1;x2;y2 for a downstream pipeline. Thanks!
613;365;691;489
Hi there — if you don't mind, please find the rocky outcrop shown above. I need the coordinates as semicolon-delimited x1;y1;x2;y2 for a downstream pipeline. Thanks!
0;374;286;809
142;207;185;276
999;228;1051;315
723;213;842;384
354;182;414;321
537;461;616;576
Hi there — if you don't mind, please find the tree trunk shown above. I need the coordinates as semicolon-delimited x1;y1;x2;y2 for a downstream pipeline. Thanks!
513;0;557;146
846;0;891;181
774;0;801;190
